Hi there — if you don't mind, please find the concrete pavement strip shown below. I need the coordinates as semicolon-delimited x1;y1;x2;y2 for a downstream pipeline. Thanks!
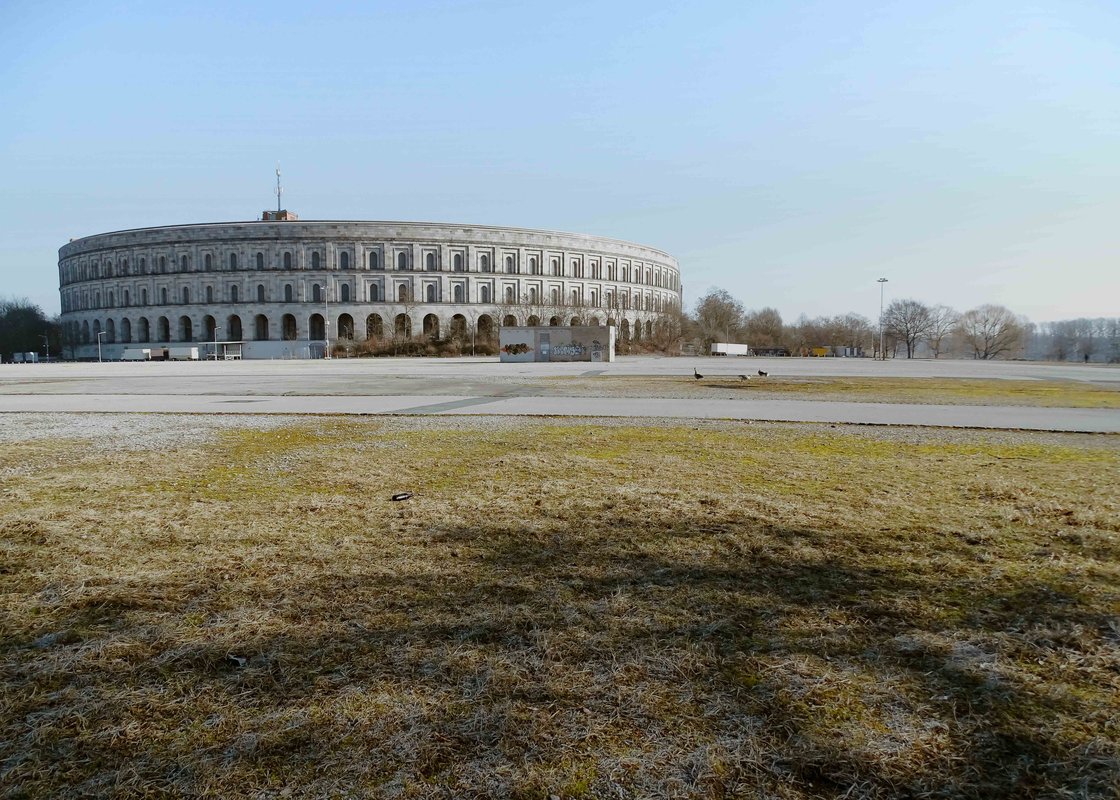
0;393;1116;433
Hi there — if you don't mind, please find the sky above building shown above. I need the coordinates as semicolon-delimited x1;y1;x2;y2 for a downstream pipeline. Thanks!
1;0;1116;323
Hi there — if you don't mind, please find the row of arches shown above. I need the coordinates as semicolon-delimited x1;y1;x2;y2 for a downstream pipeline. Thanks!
69;313;658;346
63;279;677;314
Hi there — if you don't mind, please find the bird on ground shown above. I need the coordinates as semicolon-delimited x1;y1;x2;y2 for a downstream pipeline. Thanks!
693;368;703;380
757;370;769;377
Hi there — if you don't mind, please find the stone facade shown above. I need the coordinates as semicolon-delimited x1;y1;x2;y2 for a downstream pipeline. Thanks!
58;220;682;359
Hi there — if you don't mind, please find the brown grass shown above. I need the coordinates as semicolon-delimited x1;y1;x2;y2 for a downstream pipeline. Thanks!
2;418;1119;798
539;375;1120;408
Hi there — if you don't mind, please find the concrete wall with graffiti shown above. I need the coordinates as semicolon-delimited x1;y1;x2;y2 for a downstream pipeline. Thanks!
499;326;615;363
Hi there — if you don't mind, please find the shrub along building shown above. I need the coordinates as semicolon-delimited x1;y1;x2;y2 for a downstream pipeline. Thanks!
58;211;682;359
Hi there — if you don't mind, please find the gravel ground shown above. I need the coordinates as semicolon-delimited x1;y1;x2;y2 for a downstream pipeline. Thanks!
2;412;1117;454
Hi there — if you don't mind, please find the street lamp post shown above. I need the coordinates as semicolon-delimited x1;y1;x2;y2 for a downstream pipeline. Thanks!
877;277;888;361
96;330;107;363
41;334;49;362
323;286;331;360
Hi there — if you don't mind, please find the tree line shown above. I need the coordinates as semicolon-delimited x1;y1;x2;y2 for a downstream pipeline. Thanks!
0;298;62;362
685;289;1119;361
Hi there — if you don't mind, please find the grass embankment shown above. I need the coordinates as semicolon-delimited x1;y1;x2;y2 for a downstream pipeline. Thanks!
2;419;1119;798
541;375;1120;408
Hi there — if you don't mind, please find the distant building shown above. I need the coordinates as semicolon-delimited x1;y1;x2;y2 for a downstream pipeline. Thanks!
58;213;682;359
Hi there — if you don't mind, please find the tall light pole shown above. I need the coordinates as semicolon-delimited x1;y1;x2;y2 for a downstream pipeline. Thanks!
41;333;49;362
323;285;331;359
96;330;107;363
877;277;888;361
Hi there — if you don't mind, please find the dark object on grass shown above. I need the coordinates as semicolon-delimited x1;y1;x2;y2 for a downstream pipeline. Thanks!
391;492;413;501
757;370;768;377
739;374;750;381
694;368;703;380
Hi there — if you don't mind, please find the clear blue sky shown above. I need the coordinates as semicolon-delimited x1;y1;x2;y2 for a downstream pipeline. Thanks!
1;0;1117;322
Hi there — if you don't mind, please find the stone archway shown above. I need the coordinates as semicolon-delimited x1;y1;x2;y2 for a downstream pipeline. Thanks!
309;313;326;341
228;315;243;340
477;314;494;341
450;314;467;340
366;314;384;340
337;313;354;340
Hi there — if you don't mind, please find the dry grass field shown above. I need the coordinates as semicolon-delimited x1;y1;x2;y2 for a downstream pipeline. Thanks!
539;376;1120;408
2;416;1119;798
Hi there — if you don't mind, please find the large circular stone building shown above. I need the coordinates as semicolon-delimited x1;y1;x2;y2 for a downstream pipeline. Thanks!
58;213;682;359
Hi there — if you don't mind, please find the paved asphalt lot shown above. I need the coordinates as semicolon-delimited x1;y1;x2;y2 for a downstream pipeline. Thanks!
1;357;1117;432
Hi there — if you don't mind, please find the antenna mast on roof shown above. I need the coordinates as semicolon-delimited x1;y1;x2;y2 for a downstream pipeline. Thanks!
275;163;283;213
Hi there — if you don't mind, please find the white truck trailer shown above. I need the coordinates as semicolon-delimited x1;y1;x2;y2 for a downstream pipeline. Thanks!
122;348;152;361
168;347;199;361
710;342;750;357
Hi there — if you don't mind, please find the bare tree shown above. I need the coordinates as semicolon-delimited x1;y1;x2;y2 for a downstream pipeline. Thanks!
744;307;783;349
924;305;959;359
694;288;745;348
883;299;933;358
958;304;1024;360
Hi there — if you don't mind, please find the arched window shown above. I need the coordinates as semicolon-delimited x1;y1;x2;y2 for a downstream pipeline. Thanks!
141;288;148;305
284;284;294;302
505;286;515;302
139;258;146;274
159;256;166;273
552;258;561;276
505;255;515;273
453;284;463;303
340;284;350;302
160;288;168;304
453;253;463;272
182;287;190;304
425;252;435;271
283;252;292;269
122;259;129;275
528;287;537;304
397;252;408;270
311;252;321;269
124;289;130;306
480;254;490;272
370;284;380;301
312;284;322;302
231;285;239;303
480;285;491;303
180;255;189;271
425;284;436;302
206;286;213;303
551;288;559;305
205;254;213;271
108;291;114;308
257;284;265;302
397;284;409;302
230;253;238;270
369;252;379;269
529;256;538;274
339;251;349;270
256;252;264;270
